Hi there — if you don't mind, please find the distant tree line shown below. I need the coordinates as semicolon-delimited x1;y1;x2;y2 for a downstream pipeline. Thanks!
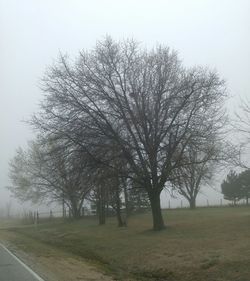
8;37;232;230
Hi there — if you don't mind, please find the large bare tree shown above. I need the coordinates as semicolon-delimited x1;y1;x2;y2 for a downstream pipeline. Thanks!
32;37;226;230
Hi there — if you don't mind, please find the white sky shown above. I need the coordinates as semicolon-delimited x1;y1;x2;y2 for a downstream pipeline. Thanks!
0;0;250;212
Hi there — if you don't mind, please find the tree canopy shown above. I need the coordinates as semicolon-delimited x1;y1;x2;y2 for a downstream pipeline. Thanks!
10;37;227;230
221;169;250;205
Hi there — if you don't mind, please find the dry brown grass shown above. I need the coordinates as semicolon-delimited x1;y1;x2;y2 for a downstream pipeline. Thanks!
1;207;250;281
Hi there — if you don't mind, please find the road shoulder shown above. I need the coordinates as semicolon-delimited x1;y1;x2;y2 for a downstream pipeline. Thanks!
0;230;114;281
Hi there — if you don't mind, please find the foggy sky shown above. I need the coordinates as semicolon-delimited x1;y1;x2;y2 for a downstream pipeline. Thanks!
0;0;250;212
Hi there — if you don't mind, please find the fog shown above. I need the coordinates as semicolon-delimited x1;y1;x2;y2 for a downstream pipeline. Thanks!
0;0;250;213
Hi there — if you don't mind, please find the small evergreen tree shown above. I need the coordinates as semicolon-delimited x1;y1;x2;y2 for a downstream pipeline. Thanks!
221;170;241;205
238;169;250;205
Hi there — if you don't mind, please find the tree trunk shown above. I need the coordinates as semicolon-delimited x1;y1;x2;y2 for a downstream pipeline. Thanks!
116;206;126;227
69;195;83;219
62;193;66;218
246;196;249;205
115;185;126;227
148;191;165;231
233;198;236;206
123;183;130;217
97;187;106;225
189;197;196;209
70;203;81;219
98;201;106;225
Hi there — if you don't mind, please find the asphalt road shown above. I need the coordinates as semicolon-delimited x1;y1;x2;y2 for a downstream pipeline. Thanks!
0;244;44;281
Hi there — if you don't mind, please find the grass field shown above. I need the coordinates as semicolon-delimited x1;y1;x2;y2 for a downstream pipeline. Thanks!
1;207;250;281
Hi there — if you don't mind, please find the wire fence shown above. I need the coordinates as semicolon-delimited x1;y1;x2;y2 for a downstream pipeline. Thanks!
19;198;250;225
165;198;249;210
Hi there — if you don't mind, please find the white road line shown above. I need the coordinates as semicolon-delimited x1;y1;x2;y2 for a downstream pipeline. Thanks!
0;243;45;281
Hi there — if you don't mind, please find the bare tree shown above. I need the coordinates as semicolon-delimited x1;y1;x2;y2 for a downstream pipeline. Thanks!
9;137;91;218
88;153;128;227
31;37;226;230
235;100;250;136
171;143;217;209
